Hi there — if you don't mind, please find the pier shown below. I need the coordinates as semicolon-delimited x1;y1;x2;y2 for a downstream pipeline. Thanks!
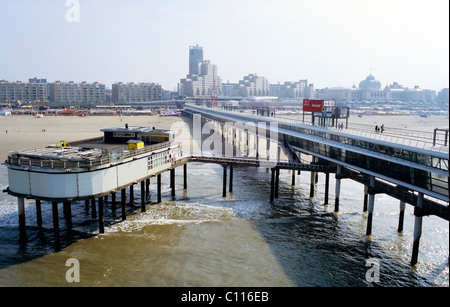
182;105;449;266
3;107;449;266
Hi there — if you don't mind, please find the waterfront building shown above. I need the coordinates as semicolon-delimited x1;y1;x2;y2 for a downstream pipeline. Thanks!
49;81;106;103
112;82;163;103
221;74;269;97
437;88;449;105
0;80;48;104
317;74;437;104
269;80;315;99
239;74;269;97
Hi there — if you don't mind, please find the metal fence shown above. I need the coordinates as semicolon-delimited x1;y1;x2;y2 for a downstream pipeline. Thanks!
7;141;180;170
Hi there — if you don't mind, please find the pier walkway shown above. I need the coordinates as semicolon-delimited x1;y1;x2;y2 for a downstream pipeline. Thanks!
183;104;449;265
183;105;448;202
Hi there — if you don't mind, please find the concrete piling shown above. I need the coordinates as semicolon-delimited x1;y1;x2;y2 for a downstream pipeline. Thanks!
398;201;406;233
411;193;424;266
335;165;342;212
366;176;376;236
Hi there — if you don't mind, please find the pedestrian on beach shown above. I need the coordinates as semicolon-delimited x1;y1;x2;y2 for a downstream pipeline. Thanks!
375;125;379;133
381;124;385;133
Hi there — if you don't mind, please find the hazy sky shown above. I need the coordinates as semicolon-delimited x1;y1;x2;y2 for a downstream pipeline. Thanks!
1;0;448;91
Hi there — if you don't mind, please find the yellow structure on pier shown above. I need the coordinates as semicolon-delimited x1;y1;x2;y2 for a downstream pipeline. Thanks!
127;140;144;150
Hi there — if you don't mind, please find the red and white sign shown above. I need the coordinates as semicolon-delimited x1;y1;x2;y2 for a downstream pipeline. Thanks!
303;99;324;112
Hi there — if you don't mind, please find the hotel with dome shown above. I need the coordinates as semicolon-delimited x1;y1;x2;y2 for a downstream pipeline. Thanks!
316;74;436;104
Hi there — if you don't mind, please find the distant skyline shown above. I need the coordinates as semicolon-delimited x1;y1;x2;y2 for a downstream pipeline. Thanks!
0;0;448;92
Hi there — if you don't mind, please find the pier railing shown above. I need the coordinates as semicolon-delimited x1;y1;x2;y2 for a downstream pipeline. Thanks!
274;116;449;153
6;141;180;170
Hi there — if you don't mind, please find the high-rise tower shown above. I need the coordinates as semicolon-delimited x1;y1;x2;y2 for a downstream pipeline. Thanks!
179;45;222;97
189;45;203;76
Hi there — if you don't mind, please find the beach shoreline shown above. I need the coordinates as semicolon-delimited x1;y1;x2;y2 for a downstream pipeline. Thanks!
1;113;448;161
0;115;182;161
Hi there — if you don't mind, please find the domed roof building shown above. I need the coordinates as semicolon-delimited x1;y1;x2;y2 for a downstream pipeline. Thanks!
359;74;381;90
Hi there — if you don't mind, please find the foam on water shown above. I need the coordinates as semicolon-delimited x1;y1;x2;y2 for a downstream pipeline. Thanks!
108;202;237;233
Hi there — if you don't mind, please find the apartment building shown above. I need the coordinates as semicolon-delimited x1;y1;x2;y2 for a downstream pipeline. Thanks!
221;74;269;97
112;82;163;103
0;80;48;103
179;60;222;97
269;80;315;99
49;81;106;103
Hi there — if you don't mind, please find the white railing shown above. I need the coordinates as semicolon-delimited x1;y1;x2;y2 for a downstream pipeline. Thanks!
7;141;180;170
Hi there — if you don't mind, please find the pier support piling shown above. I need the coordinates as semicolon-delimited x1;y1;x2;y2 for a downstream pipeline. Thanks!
51;201;60;247
411;193;424;266
170;168;176;197
366;176;376;236
222;164;227;197
275;168;280;199
229;165;233;193
36;199;42;227
183;164;188;190
324;172;330;205
157;174;162;203
18;197;26;242
270;168;275;202
146;178;150;199
130;184;134;204
363;185;369;212
141;181;146;212
309;171;315;198
91;197;97;219
398;201;406;233
121;189;126;221
63;201;72;230
334;165;342;212
111;192;116;212
98;197;104;234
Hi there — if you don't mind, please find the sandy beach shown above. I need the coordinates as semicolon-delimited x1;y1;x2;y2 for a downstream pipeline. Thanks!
0;115;182;161
347;114;449;132
0;113;448;161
